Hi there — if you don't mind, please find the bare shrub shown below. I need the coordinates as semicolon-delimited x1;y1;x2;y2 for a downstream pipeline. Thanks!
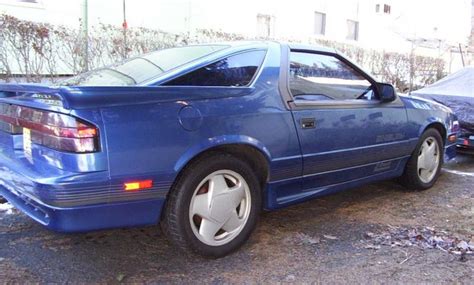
0;13;445;90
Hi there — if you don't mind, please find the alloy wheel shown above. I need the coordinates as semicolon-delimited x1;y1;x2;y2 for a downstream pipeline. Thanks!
189;170;251;246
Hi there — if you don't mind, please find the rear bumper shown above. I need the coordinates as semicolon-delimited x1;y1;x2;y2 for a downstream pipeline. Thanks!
0;184;164;232
0;138;169;232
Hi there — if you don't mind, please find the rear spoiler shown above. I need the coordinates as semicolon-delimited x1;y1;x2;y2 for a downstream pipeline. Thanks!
0;83;62;95
0;83;255;110
0;83;67;111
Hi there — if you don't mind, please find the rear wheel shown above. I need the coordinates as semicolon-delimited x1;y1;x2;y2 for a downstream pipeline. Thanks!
399;128;443;190
161;152;261;258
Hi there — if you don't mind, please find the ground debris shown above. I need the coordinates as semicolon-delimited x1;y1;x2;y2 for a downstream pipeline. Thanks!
116;273;126;282
361;226;473;258
293;232;320;245
323;234;338;240
364;244;381;250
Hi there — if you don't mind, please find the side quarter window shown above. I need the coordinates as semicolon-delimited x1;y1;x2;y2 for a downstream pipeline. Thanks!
164;50;266;87
289;51;375;101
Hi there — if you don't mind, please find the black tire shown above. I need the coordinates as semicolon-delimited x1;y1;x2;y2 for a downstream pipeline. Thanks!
399;128;444;190
161;152;261;258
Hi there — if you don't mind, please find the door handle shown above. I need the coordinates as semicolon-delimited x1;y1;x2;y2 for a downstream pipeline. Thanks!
301;118;316;129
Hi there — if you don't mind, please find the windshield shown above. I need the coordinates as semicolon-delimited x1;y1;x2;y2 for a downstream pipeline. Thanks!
61;45;229;86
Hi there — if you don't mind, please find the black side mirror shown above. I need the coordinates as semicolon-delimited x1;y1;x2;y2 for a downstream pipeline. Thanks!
377;83;396;102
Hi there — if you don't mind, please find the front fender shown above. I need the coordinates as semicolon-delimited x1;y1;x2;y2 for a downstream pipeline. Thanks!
418;116;448;137
173;135;272;173
401;94;454;139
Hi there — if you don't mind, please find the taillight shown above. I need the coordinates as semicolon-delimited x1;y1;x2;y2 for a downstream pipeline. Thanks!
0;103;99;153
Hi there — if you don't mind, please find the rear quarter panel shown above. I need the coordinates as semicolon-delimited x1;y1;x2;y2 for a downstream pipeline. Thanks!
100;44;302;196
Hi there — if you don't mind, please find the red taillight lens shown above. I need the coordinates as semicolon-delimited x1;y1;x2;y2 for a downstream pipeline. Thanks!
0;103;99;153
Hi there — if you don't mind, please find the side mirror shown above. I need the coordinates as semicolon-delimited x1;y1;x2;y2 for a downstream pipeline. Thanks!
377;83;397;102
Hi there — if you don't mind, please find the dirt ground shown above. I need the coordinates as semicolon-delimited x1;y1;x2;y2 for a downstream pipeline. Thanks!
0;154;473;284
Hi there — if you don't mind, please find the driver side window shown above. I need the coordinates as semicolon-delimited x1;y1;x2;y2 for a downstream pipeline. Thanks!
289;51;376;101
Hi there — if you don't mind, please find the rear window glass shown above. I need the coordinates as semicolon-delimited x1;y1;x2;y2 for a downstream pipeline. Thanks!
61;45;228;86
163;50;266;87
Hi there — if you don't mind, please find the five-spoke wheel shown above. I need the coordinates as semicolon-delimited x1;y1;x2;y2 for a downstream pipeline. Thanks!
417;136;440;183
161;152;261;258
189;170;251;246
400;128;444;190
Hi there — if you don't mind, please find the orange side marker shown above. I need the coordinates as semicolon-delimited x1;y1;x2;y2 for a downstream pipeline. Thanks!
124;180;153;191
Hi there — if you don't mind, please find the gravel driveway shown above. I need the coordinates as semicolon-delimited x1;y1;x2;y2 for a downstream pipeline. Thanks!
1;154;473;284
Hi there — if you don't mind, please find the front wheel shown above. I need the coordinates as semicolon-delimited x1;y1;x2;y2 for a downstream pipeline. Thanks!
399;128;443;190
161;152;261;258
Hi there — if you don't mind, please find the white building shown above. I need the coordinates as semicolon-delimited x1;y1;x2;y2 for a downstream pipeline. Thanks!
1;0;472;71
470;0;474;48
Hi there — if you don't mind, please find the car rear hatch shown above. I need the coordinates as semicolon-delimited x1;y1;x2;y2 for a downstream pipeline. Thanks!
0;83;109;208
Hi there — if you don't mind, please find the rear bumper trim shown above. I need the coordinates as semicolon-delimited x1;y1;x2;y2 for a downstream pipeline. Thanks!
0;183;50;226
0;184;165;232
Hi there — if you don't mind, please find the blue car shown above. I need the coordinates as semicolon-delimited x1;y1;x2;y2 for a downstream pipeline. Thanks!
0;41;458;257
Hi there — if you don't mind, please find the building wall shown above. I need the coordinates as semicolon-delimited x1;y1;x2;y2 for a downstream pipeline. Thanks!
1;0;472;71
470;0;474;48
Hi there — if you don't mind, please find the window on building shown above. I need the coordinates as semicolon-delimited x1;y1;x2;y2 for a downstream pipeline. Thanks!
164;50;266;87
346;20;359;41
314;11;326;35
288;51;373;101
384;4;391;14
256;14;275;38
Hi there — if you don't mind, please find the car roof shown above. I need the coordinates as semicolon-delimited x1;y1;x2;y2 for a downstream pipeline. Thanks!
286;42;336;53
191;40;337;54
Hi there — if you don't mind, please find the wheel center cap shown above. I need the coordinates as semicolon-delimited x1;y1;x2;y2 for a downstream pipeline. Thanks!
209;193;234;223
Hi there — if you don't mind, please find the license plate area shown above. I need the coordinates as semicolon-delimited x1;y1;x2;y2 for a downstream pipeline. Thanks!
23;128;33;161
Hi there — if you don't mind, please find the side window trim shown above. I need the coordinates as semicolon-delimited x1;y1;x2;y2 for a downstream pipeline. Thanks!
285;49;381;107
291;98;382;110
159;49;267;87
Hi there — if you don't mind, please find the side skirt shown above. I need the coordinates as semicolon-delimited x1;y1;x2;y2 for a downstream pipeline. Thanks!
264;156;409;210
